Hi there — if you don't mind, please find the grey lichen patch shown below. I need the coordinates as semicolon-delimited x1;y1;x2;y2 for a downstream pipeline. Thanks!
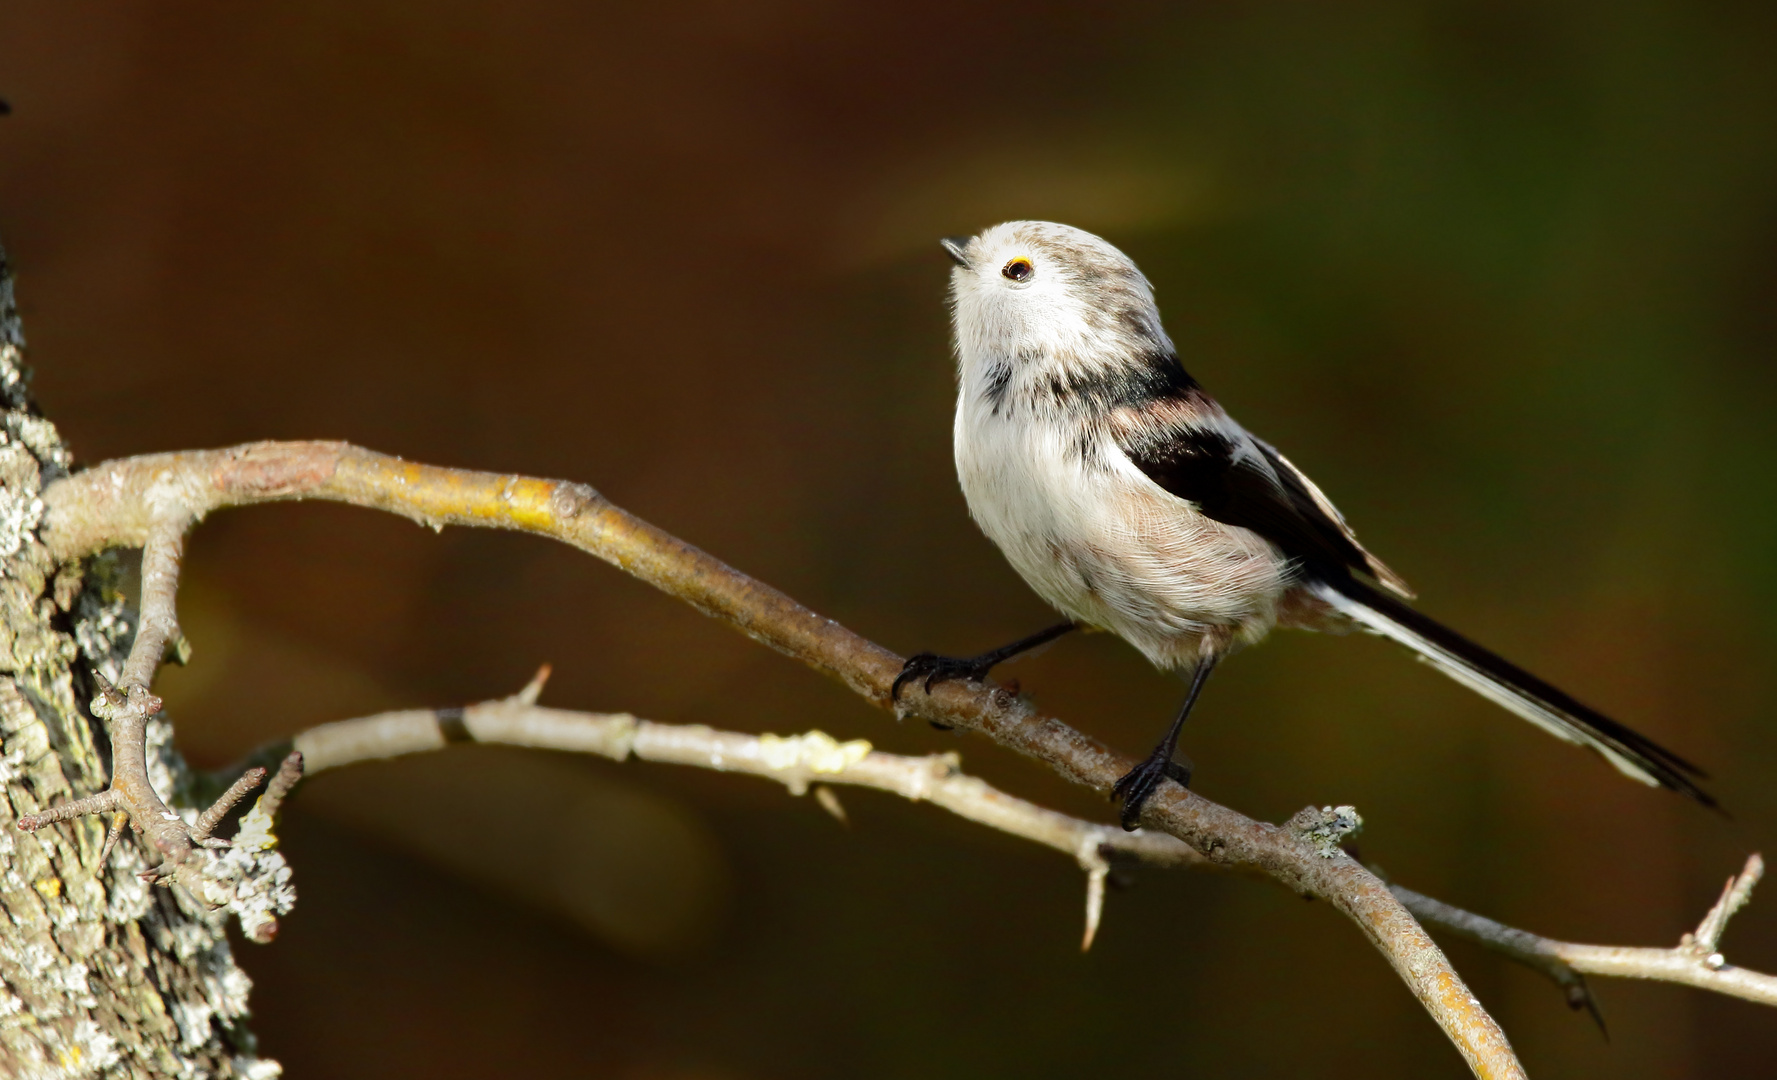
0;442;45;563
168;797;298;946
1287;804;1364;859
0;245;280;1077
71;554;130;686
203;802;296;943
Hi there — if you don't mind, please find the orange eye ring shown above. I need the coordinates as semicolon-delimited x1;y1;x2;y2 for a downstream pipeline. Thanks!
1001;258;1034;282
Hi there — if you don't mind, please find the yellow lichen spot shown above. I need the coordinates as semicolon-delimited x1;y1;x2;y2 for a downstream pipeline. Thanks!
57;1046;82;1068
234;805;279;851
33;877;61;900
803;731;872;774
757;730;872;774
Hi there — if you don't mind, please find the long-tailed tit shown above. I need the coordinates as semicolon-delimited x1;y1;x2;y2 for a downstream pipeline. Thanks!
893;220;1713;829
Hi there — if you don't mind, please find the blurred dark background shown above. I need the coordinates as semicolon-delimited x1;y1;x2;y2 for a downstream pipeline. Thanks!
3;2;1775;1076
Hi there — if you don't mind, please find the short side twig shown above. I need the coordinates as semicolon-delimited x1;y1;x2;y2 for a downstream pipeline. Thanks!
257;752;304;821
191;767;268;841
15;789;122;831
1692;854;1763;955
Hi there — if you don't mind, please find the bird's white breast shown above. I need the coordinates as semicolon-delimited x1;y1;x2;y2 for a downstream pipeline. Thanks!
953;372;1290;670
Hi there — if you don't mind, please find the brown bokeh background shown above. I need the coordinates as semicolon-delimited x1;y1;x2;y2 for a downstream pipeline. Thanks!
3;2;1775;1076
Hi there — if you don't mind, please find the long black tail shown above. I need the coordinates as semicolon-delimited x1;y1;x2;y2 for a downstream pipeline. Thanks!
1310;574;1715;809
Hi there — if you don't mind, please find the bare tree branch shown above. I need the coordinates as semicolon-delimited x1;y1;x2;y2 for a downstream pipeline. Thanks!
255;668;1203;951
120;515;185;689
244;673;1777;1014
34;439;1615;1078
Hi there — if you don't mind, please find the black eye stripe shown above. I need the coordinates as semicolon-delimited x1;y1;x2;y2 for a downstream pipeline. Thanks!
1001;258;1033;282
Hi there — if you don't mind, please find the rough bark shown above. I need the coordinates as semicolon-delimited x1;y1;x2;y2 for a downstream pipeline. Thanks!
0;243;277;1078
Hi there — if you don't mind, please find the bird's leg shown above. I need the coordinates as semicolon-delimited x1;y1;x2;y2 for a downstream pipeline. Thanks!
892;621;1078;704
1111;654;1219;830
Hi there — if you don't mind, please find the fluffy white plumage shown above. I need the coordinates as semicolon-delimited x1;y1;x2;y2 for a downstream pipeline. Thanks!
952;221;1310;668
926;219;1712;811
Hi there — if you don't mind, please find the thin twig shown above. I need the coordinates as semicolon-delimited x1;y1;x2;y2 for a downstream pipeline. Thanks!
38;442;1532;1076
283;677;1202;871
16;789;122;830
257;752;305;821
1389;885;1609;1034
237;675;1207;950
83;516;195;870
245;678;1777;1012
1393;855;1775;1011
190;767;267;841
121;517;185;688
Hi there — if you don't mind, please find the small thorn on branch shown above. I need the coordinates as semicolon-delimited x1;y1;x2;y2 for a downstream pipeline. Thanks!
1077;834;1115;952
1081;864;1108;952
97;811;128;866
515;664;552;706
813;784;849;826
1690;853;1763;956
1565;979;1608;1039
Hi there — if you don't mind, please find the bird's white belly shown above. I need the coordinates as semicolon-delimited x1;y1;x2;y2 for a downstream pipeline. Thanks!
955;406;1288;670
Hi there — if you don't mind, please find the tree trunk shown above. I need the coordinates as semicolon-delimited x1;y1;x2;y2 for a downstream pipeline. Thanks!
0;242;276;1078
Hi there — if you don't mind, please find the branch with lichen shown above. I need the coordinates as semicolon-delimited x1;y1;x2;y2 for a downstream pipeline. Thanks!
22;439;1755;1079
14;509;292;917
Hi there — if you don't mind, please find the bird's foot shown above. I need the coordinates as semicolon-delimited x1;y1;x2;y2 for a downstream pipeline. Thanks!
891;652;999;701
1110;753;1193;831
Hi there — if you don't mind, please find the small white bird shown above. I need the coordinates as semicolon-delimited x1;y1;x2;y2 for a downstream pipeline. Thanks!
894;220;1712;828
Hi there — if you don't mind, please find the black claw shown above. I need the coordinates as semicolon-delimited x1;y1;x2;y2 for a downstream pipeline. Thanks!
891;652;992;702
1111;751;1193;831
1111;655;1217;829
892;623;1078;705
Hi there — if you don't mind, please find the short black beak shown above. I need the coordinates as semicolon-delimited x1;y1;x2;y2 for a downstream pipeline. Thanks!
940;236;972;268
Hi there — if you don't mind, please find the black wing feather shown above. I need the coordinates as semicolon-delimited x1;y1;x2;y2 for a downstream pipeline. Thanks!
1114;384;1716;809
1122;423;1369;577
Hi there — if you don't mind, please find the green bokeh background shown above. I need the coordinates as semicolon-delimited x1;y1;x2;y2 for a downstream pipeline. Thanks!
2;2;1773;1076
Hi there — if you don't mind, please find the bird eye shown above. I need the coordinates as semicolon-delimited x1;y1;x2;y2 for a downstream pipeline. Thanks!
1001;258;1034;282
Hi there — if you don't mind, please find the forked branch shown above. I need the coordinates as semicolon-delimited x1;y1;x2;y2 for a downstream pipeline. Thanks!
1391;856;1774;1014
16;515;274;895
